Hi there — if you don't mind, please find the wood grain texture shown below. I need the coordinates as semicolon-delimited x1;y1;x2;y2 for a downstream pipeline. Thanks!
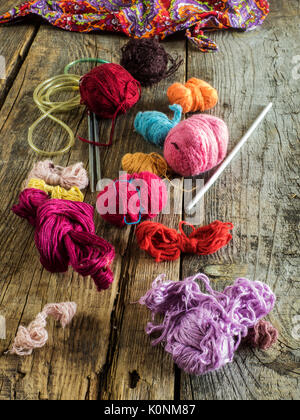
180;2;300;400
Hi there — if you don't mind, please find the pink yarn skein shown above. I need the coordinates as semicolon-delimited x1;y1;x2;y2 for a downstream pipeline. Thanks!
97;171;168;228
163;114;229;176
25;160;89;190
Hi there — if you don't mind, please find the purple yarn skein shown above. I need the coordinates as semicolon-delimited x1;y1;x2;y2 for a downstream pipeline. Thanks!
140;274;276;376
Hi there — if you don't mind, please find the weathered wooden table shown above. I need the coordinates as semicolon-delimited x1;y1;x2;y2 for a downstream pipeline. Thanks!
0;0;299;400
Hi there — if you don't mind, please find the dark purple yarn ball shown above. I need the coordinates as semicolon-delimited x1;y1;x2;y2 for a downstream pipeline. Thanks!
121;38;183;87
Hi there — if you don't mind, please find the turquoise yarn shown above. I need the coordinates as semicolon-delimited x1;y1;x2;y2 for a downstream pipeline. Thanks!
134;104;182;148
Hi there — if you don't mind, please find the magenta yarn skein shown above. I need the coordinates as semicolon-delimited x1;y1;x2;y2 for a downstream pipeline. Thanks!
12;188;115;291
140;273;276;376
163;114;229;176
96;171;168;228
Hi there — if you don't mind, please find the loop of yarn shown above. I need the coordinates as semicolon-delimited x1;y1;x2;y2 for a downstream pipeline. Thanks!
79;63;141;147
27;59;110;155
121;38;183;87
27;178;84;202
7;302;77;356
122;152;170;178
140;273;276;375
167;78;218;113
136;220;233;262
25;160;89;190
164;114;229;176
12;189;115;291
134;104;182;148
243;319;278;350
96;172;168;228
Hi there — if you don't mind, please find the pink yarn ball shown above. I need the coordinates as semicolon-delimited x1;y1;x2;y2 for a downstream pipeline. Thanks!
163;114;229;176
96;171;168;228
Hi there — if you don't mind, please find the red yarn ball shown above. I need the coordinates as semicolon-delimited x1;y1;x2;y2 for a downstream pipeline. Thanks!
79;63;141;119
96;172;168;228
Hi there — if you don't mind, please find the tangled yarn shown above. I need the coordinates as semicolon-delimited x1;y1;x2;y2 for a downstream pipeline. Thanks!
243;320;278;350
79;63;141;146
7;302;77;356
121;38;183;87
134;104;182;148
96;172;168;228
122;152;170;178
12;189;115;291
167;78;218;113
0;1;270;53
25;160;89;190
164;114;229;176
136;220;233;262
140;273;276;375
27;178;84;202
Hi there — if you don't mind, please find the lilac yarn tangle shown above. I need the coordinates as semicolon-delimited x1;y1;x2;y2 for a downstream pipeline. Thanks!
140;273;276;375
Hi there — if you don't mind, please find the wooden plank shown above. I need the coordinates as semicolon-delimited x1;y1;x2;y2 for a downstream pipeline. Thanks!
100;37;186;400
0;0;39;107
0;0;21;11
0;26;135;400
180;4;300;400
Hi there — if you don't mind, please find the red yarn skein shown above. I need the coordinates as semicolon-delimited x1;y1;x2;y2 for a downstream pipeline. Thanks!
79;63;141;146
96;172;168;228
136;220;233;262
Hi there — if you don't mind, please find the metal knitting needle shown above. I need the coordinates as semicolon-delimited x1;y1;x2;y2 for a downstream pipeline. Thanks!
185;103;273;213
88;112;95;192
93;113;101;189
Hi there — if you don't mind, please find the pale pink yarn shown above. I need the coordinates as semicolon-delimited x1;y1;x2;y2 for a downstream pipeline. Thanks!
25;160;89;190
163;114;229;176
7;302;77;356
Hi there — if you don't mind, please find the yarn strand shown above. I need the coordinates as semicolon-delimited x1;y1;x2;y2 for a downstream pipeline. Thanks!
121;38;183;87
12;188;115;291
78;65;141;147
24;160;89;190
27;178;84;201
7;302;77;356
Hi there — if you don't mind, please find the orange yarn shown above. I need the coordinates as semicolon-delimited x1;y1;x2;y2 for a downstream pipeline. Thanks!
167;78;218;113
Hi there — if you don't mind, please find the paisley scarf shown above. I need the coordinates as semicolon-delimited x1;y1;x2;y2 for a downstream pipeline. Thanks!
0;1;270;52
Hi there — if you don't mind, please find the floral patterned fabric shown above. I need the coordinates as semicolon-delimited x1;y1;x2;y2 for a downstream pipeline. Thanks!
0;1;270;52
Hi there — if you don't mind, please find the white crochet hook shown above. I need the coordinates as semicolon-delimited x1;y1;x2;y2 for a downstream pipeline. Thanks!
185;103;273;213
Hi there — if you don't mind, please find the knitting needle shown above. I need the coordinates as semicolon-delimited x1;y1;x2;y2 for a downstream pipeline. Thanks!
93;113;101;189
0;315;6;340
88;112;95;192
185;103;273;213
